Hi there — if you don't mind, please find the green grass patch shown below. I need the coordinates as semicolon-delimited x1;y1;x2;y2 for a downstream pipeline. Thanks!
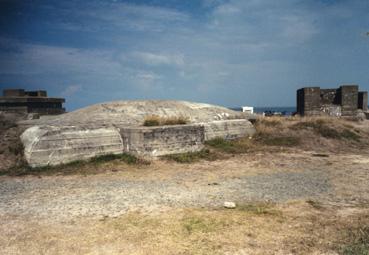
3;153;148;176
340;226;369;255
258;136;301;147
340;129;361;141
205;137;252;154
89;153;144;165
162;149;219;163
237;202;281;216
182;216;222;234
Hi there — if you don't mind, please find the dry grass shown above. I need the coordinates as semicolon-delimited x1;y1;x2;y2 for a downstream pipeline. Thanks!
143;115;189;126
163;117;369;163
1;201;368;255
254;116;368;152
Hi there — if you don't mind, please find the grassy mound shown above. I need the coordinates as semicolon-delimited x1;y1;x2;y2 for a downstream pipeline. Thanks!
166;116;368;163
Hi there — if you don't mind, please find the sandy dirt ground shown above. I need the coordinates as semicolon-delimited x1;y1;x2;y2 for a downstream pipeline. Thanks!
1;149;369;254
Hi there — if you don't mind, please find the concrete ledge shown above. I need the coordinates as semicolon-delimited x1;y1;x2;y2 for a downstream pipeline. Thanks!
21;126;123;167
120;124;204;157
203;119;256;141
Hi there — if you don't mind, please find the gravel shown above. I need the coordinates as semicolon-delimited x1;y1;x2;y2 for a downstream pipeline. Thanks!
0;169;331;221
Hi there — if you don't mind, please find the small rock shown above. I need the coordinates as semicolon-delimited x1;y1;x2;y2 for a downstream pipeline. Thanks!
224;201;236;209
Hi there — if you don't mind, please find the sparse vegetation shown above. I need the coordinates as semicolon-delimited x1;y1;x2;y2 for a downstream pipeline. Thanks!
341;129;361;141
205;137;252;153
340;226;369;255
182;216;221;234
166;116;368;163
290;118;362;141
5;201;369;255
143;115;189;126
2;153;149;176
162;149;220;163
237;202;281;216
257;136;301;147
306;199;324;210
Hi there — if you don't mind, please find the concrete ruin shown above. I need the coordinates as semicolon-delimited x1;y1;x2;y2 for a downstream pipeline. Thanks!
297;85;368;117
0;89;65;115
19;100;256;167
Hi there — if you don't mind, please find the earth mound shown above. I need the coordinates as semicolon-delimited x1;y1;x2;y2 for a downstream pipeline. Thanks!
21;100;246;127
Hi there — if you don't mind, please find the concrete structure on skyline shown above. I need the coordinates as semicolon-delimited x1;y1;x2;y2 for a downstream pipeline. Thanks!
0;89;65;115
297;85;368;117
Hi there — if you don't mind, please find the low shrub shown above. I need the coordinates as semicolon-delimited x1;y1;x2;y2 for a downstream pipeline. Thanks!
143;115;189;126
143;116;160;126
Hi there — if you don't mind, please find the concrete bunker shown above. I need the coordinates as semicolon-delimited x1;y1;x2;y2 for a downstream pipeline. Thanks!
20;100;256;167
297;84;368;117
0;89;65;115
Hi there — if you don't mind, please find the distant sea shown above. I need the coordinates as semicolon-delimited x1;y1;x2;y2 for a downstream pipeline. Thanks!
230;106;296;113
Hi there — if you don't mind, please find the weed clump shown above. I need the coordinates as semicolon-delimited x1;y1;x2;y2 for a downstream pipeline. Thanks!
143;115;189;126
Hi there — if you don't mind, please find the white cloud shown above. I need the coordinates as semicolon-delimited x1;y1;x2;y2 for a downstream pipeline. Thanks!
50;1;189;33
1;0;369;109
61;85;82;97
131;52;185;66
213;4;241;15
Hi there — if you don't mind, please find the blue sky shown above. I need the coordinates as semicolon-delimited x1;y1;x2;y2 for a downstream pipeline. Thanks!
0;0;368;110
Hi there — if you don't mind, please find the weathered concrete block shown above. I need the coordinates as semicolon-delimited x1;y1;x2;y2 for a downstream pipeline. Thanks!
358;91;368;111
21;126;123;167
297;87;321;116
120;124;204;157
203;119;256;141
340;85;358;116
